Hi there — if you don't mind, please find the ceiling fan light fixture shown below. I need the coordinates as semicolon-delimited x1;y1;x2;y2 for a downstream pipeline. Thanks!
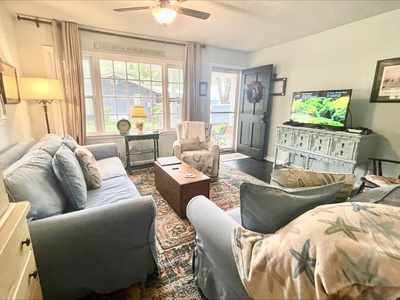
152;7;177;25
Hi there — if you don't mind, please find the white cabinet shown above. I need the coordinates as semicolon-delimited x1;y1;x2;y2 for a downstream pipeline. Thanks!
274;125;378;173
0;170;43;300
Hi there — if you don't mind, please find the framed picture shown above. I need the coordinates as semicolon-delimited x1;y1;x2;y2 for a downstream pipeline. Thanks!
199;82;208;96
0;60;20;104
370;57;400;103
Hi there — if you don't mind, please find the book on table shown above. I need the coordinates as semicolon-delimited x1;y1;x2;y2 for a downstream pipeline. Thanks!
157;156;181;166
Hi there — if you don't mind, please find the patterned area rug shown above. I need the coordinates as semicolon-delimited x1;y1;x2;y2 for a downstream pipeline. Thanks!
87;163;267;300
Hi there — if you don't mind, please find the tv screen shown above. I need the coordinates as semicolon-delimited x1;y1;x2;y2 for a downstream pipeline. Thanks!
289;89;352;129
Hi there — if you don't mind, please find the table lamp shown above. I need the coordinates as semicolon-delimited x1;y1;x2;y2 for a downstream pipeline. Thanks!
19;78;64;134
132;105;147;135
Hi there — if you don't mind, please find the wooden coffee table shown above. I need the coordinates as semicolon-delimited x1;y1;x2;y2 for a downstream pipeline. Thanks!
154;160;210;218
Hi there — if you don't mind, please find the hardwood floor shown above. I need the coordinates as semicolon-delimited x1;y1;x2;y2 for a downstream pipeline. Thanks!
222;157;273;183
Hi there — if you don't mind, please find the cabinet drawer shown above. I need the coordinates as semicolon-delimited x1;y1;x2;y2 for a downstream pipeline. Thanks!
330;138;357;160
276;129;293;146
292;131;311;150
310;135;331;154
14;251;42;300
0;209;32;299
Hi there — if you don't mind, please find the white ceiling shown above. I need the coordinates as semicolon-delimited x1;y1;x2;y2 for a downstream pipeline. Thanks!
3;1;400;52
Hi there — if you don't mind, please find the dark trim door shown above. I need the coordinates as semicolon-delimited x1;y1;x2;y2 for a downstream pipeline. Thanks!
237;65;273;160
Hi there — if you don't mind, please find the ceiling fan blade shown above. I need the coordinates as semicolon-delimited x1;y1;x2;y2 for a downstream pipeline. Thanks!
177;7;210;20
113;6;151;13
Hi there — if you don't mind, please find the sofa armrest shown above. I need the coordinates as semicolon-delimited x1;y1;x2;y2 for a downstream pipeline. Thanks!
84;143;119;160
187;196;249;299
28;196;157;298
172;140;182;158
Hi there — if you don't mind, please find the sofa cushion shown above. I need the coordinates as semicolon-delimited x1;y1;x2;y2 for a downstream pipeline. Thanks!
270;169;356;202
27;134;63;157
4;150;67;220
86;176;141;208
74;146;102;189
239;182;344;234
96;157;127;180
52;145;87;209
63;134;79;151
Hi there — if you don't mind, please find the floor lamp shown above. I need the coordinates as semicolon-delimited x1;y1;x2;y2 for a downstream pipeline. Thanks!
19;78;64;134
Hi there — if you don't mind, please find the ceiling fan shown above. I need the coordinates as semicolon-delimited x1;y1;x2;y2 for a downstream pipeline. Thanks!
113;0;210;25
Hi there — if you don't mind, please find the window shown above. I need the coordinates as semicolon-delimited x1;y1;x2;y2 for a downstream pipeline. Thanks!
83;53;183;135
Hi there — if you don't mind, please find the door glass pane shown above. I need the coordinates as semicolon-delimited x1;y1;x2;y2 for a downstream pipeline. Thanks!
210;70;239;150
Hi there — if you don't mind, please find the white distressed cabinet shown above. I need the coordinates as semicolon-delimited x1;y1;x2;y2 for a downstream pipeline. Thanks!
273;125;378;173
0;169;43;300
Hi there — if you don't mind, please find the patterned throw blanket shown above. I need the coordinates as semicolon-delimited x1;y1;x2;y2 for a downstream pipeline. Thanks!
232;202;400;299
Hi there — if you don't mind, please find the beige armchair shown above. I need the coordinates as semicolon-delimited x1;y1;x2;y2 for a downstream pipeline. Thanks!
173;121;220;178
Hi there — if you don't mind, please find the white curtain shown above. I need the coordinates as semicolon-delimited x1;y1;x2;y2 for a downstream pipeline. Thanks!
52;20;86;145
182;42;201;121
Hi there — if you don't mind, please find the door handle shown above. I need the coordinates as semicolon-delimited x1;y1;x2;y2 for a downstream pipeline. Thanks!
260;112;268;123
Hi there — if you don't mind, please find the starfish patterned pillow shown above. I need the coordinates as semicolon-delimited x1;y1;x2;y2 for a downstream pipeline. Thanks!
232;202;400;300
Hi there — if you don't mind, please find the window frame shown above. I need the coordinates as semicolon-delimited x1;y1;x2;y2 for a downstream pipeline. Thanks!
83;51;183;136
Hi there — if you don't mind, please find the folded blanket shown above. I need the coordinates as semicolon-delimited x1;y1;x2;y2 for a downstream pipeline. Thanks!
232;202;400;299
181;121;206;142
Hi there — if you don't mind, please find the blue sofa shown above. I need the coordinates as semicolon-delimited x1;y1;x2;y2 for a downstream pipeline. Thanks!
0;134;158;299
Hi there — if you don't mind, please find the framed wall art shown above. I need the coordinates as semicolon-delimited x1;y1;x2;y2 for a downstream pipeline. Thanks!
0;59;20;104
370;57;400;103
199;82;208;96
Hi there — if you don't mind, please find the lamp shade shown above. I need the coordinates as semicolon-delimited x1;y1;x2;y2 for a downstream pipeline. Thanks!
132;105;147;118
152;7;177;25
19;78;64;101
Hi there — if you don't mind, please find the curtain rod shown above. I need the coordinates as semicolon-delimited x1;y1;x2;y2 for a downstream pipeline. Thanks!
17;14;205;48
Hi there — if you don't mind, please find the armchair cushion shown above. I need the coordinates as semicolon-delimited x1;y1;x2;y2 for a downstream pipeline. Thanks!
52;145;87;210
180;137;202;151
75;146;102;190
240;182;344;234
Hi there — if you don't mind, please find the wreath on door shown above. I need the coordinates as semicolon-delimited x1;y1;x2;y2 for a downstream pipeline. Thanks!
246;81;263;103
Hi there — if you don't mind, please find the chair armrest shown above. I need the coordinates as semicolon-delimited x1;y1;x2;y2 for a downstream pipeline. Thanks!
367;157;400;164
84;143;119;160
173;140;182;157
29;196;157;274
207;141;220;158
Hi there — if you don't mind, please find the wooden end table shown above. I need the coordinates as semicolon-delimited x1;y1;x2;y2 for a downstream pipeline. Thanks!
154;160;210;219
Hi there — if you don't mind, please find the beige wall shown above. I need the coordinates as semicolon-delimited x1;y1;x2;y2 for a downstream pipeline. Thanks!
249;9;400;176
0;3;32;152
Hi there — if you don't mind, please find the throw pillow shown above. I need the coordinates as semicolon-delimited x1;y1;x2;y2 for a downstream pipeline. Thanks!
349;184;400;207
270;168;356;202
27;134;63;157
4;149;67;220
240;181;344;234
180;137;202;151
63;134;79;151
74;146;102;189
52;145;87;209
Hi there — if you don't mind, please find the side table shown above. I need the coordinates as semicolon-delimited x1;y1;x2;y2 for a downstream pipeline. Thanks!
125;133;159;173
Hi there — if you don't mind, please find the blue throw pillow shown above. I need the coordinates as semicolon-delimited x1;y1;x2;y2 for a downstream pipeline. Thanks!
240;182;344;234
52;145;87;209
63;134;79;151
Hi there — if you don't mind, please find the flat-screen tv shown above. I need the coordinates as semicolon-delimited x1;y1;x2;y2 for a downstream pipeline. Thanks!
289;89;352;130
